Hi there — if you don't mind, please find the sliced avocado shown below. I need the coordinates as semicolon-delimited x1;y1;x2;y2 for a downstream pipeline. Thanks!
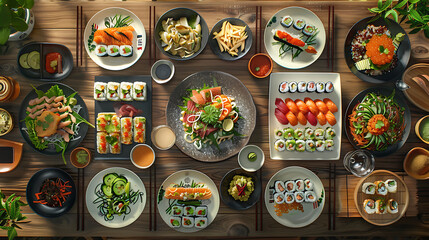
27;51;40;70
19;53;30;69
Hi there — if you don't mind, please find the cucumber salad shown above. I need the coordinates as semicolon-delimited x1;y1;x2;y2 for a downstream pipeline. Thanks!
93;173;144;221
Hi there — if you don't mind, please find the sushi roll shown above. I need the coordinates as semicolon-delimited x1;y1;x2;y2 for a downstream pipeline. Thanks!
182;216;194;228
196;206;208;217
375;199;387;214
195;217;208;229
106;82;120;101
305;140;316;152
289;82;298;93
172;205;183;216
295;179;305;192
97;132;108;154
96;114;107;132
283;128;295;139
294;192;305;203
315;140;325;152
133;81;147;101
269;188;275;203
304;178;313;191
362;182;376;195
184;206;195;216
285;192;294;204
305;191;316;202
325;127;336;139
387;199;398;214
294;128;304;140
363;199;376;214
133;117;146;143
375;181;388;196
296;140;305;152
281;16;293;28
325;81;334;93
304;127;315;140
274;129;284;139
169;216;181;228
279;81;289;93
95;45;108;57
303;25;316;36
285;180;295;192
120;82;133;101
274;181;286;193
293;19;306;30
325;139;334;151
316;82;325;93
298;81;307;93
307;81;316;92
274;139;286;152
274;192;285;204
120;117;133;145
94;82;107;101
385;179;397;193
314;128;325;140
286;139;296;151
107;45;120;57
110;114;121;133
119;45;133;57
108;132;121;154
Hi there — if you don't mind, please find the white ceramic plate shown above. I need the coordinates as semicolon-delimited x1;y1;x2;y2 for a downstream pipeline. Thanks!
86;167;146;228
269;72;342;160
157;170;220;232
265;166;325;228
84;7;146;71
264;7;326;69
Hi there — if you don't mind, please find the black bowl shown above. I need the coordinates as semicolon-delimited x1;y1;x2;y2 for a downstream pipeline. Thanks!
208;18;253;61
154;7;209;61
220;168;261;210
344;17;411;84
344;86;411;157
26;168;76;218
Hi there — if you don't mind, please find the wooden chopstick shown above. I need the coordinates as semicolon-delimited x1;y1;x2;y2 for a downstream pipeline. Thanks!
328;163;331;230
149;162;152;231
259;168;263;231
327;6;331;69
255;201;258;231
153;6;157;63
149;6;152;66
331;6;335;72
76;168;80;231
255;6;259;54
154;163;157;231
259;6;262;53
346;174;349;217
76;6;79;68
80;6;83;66
82;167;85;231
333;163;336;230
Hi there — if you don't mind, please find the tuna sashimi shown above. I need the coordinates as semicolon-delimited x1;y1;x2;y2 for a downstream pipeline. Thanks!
186;100;198;113
275;108;289;125
190;90;206;105
275;98;289;114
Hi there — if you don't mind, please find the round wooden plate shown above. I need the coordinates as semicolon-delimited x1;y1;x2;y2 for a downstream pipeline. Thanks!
402;63;429;112
354;170;409;226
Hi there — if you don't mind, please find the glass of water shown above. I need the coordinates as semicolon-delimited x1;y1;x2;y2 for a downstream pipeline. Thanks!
343;149;375;177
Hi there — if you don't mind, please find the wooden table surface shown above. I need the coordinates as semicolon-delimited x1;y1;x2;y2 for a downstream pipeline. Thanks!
0;0;429;237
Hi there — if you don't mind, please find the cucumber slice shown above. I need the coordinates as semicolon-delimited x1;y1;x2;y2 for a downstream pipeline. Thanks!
27;51;40;70
101;184;113;198
113;180;127;195
19;53;30;69
103;173;118;186
112;176;127;184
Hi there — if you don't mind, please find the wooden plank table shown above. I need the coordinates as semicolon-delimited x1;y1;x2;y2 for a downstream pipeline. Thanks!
0;0;429;237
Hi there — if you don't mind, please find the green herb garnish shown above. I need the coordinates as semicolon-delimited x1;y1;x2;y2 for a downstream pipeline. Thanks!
200;105;220;125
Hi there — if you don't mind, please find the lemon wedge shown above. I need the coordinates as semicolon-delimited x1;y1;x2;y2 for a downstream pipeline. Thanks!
222;118;234;132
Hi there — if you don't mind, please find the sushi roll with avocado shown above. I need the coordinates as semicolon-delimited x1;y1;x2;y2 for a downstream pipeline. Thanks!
195;217;208;229
285;192;294;204
307;81;316;92
120;82;133;101
325;139;334;151
298;81;307;93
283;128;295;139
314;128;325;140
294;128;304;140
304;127;315;140
316;82;325;93
120;117;133;145
281;16;293;28
184;206;195;216
304;178;313;191
294;192;305;203
95;45;108;57
274;139;286;152
387;199;398;214
375;200;387;214
119;45;133;57
303;25;316;36
94;82;107;101
172;206;183;216
295;179;305;192
97;132;109;154
106;82;120;101
279;81;289;93
362;182;376;195
107;45;120;57
293;19;306;30
296;140;305;152
375;181;388;196
274;181;286;193
385;179;397;193
305;140;316;152
315;140;325;152
182;216;194;228
133;117;146;144
274;129;284;139
325;81;334;93
305;191;316;202
133;81;147;101
325;127;336;139
170;216;182;228
289;81;298;93
196;206;208;216
286;139;296;151
108;132;121;154
363;199;376;214
274;192;285;204
285;180;295;192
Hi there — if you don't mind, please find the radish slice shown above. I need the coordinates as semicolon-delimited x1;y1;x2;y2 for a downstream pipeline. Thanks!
275;108;289;125
275;98;289;114
306;112;317;126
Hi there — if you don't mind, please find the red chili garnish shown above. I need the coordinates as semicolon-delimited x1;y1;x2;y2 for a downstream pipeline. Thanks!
236;183;247;196
33;178;72;207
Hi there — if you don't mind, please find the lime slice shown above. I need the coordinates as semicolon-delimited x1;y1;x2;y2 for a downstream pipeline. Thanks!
222;118;234;132
27;51;40;70
125;182;130;198
19;53;30;69
248;152;257;162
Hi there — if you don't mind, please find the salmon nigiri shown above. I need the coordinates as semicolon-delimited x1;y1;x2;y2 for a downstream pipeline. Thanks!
94;26;135;46
286;111;298;126
325;111;337;126
304;97;319;116
295;99;309;114
285;98;299;115
314;99;329;114
164;186;212;200
323;98;338;113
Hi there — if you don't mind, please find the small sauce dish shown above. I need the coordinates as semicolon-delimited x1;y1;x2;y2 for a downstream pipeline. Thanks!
70;147;92;168
151;59;175;84
151;125;176;150
130;144;155;169
415;115;429;144
238;145;265;172
403;147;429;180
0;108;13;136
248;53;273;78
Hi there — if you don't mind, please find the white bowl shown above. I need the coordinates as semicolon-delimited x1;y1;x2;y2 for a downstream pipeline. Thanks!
151;59;175;84
238;145;265;172
130;144;155;169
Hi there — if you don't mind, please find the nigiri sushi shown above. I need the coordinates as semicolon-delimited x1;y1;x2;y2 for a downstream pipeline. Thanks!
325;111;337;126
304;98;319;116
316;111;327;125
285;98;299;115
296;111;307;125
93;26;135;46
286;111;298;126
273;30;317;54
314;99;329;114
323;98;338;113
295;99;309;114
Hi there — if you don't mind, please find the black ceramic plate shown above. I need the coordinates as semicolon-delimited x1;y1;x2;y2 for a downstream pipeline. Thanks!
26;168;76;218
344;87;411;157
220;168;261;210
154;7;209;61
344;17;411;84
17;42;73;81
18;83;90;155
209;18;253;61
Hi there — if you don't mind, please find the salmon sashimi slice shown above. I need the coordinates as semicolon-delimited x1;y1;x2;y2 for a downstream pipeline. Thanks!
94;26;135;45
164;187;212;200
190;90;206;105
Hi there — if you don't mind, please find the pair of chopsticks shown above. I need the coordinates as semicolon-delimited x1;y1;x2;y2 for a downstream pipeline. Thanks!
76;6;83;68
148;163;157;231
76;168;85;231
149;6;157;66
255;6;263;54
255;168;263;231
328;163;336;230
327;6;335;72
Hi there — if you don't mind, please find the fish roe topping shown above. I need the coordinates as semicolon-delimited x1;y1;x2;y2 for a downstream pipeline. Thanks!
365;34;395;66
